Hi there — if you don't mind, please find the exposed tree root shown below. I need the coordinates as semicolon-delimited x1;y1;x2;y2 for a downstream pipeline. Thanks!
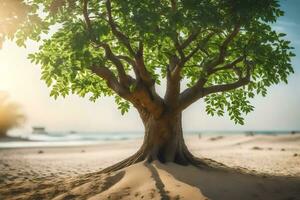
100;144;228;174
100;147;146;173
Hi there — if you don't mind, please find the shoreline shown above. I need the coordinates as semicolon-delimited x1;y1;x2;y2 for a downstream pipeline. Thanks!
1;131;299;149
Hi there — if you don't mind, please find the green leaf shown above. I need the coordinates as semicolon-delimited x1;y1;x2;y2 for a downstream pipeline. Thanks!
3;0;294;125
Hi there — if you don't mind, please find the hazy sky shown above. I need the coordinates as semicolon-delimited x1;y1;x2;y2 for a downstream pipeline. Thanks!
0;0;299;133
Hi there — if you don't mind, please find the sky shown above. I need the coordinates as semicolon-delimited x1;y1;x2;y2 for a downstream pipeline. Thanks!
0;0;299;133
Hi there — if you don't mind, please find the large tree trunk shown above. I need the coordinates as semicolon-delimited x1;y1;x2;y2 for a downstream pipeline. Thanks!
101;111;209;173
141;112;188;164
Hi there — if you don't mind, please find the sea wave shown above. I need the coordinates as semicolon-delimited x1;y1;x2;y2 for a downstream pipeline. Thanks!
0;132;144;148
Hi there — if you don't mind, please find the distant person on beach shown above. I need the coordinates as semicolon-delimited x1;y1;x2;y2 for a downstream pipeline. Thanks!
198;133;202;139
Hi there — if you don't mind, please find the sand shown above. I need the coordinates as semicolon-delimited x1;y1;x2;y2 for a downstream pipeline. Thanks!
0;134;300;199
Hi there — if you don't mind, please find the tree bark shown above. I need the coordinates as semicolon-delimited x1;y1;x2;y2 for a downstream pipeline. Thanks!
101;111;208;173
141;112;188;164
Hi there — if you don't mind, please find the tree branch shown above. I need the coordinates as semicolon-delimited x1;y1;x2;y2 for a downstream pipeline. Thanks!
177;60;251;111
106;0;135;56
174;24;242;111
117;54;145;84
174;35;185;60
84;0;164;117
134;41;155;86
207;56;244;75
83;1;131;90
92;65;164;117
116;55;135;66
172;30;201;61
83;0;92;32
170;0;176;10
208;23;241;69
182;32;215;64
91;66;129;98
181;31;201;49
83;0;133;88
97;43;133;87
202;72;250;97
164;55;181;107
165;31;214;108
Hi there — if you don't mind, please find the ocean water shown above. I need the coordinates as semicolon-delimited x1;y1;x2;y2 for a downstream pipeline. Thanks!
0;131;144;148
0;130;294;148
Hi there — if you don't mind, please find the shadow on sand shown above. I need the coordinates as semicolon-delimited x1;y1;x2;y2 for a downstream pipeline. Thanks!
154;162;300;200
145;162;170;200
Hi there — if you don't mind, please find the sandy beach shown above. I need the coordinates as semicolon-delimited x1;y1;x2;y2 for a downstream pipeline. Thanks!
1;133;300;199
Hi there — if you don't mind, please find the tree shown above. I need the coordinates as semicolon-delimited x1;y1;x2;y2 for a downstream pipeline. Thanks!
0;0;30;48
2;0;294;171
0;92;26;137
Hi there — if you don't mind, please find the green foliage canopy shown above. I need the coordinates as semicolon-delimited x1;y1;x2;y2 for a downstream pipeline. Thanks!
1;0;295;124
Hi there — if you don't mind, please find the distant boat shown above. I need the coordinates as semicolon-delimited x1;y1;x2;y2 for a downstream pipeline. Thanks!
32;126;48;134
69;131;77;134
